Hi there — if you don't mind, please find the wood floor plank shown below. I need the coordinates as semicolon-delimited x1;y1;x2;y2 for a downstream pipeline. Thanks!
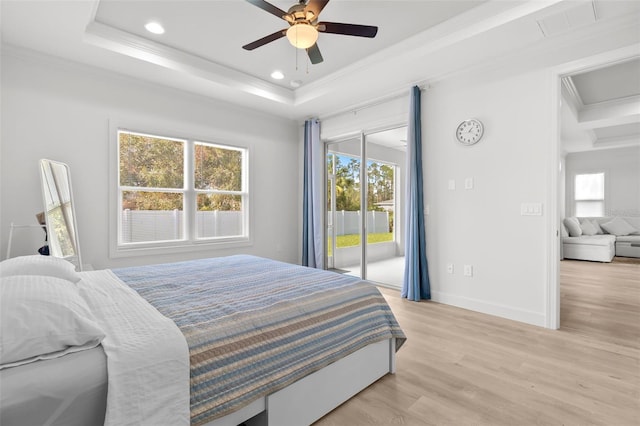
314;258;640;425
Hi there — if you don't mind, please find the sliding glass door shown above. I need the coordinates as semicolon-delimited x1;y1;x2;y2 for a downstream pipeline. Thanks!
325;127;406;288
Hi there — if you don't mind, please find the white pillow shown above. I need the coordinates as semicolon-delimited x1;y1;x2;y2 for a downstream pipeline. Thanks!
563;217;582;237
0;255;80;283
0;275;104;369
590;219;604;235
580;219;598;236
601;217;637;236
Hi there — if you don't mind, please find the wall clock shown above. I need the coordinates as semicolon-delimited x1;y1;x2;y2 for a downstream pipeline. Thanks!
456;119;484;145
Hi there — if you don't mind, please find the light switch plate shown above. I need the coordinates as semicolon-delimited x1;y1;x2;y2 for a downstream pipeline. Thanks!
464;265;473;277
464;177;474;190
448;179;456;190
521;202;543;216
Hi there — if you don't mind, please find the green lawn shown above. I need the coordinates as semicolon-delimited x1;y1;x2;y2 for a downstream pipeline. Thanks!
328;232;393;255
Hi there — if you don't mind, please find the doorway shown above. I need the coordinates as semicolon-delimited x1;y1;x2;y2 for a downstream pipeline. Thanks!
325;127;407;288
550;46;639;329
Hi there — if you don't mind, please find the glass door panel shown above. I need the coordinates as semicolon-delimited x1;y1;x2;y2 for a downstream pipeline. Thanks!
364;127;407;288
326;137;362;278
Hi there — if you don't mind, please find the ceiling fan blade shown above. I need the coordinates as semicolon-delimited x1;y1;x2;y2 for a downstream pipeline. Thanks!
245;0;288;20
307;43;324;64
318;22;378;38
242;29;286;50
305;0;330;19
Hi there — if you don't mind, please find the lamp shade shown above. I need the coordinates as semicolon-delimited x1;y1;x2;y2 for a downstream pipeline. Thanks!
286;23;318;49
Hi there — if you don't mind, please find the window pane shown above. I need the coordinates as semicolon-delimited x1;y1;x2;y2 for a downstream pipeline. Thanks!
576;201;604;217
367;161;394;243
196;194;243;238
332;154;361;248
575;173;604;200
119;132;184;188
194;143;243;191
121;191;183;243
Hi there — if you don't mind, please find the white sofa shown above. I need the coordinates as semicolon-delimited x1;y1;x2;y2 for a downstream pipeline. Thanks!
562;216;640;262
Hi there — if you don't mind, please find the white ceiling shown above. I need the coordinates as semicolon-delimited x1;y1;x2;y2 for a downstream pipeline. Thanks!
561;58;640;153
92;0;486;90
1;0;640;151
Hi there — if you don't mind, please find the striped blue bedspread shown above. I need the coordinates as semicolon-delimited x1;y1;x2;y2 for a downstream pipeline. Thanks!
112;255;406;425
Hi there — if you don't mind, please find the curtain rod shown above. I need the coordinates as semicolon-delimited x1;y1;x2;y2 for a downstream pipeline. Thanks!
316;84;428;123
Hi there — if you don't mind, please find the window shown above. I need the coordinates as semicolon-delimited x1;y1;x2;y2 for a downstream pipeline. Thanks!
117;130;248;252
574;172;604;217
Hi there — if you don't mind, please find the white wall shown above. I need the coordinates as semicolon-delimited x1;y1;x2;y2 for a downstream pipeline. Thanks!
424;70;552;327
564;146;640;218
1;49;300;269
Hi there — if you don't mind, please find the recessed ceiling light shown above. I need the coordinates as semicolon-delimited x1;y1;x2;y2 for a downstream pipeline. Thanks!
290;80;303;88
145;22;165;35
271;70;285;80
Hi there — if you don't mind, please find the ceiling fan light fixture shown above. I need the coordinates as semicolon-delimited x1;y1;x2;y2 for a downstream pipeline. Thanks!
286;23;318;49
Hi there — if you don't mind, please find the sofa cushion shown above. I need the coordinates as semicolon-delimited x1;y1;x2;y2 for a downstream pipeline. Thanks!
615;235;640;243
563;217;582;237
563;235;616;246
601;217;637;236
590;219;604;235
580;219;598;236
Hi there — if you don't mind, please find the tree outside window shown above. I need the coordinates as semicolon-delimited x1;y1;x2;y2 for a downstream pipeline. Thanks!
327;153;395;249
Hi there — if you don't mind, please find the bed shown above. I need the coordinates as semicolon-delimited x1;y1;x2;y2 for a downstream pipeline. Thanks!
0;254;406;426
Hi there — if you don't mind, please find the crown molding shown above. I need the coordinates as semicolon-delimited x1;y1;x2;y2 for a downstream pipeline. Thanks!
84;21;295;106
578;94;640;128
561;76;584;113
593;134;640;150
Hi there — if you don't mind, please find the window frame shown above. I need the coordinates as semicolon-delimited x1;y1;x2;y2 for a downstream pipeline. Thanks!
573;171;606;218
110;122;251;258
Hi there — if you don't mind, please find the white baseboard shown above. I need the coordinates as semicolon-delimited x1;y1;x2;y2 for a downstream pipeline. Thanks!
432;291;546;327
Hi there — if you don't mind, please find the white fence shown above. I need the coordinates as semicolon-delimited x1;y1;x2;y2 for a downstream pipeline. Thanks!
121;209;387;243
121;210;242;242
329;211;390;235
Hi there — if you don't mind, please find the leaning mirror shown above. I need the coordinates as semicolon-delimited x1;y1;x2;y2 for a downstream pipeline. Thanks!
39;159;83;271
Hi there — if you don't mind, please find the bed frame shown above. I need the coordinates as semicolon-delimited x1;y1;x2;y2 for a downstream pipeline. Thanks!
205;338;397;426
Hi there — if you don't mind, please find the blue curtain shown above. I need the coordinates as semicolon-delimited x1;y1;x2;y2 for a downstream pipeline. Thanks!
302;118;324;269
402;86;430;301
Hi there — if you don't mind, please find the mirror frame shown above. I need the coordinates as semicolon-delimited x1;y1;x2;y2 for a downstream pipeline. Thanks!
39;159;83;271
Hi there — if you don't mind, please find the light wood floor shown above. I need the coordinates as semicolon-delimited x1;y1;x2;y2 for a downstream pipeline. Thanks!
315;258;640;425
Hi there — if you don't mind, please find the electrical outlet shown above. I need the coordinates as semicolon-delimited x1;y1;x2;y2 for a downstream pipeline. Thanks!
464;265;473;277
447;263;454;274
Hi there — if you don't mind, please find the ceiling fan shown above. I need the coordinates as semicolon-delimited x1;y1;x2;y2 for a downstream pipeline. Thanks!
242;0;378;65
